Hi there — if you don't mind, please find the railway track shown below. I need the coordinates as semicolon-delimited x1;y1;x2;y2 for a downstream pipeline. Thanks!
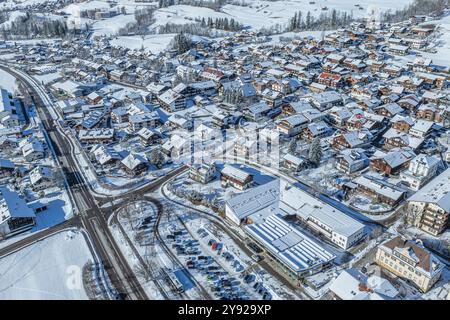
150;196;212;300
110;209;171;300
0;65;148;300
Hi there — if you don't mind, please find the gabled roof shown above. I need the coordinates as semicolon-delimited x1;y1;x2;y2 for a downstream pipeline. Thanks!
221;164;252;183
121;153;147;170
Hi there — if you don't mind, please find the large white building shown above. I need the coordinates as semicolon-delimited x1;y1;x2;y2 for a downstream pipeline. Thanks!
225;179;366;250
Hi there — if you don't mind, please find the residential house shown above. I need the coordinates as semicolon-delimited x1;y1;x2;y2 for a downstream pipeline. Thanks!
220;165;253;191
188;163;217;184
336;149;370;174
137;128;161;147
353;175;406;207
275;114;308;137
400;154;440;191
22;141;45;162
121;153;147;176
409;120;434;138
29;166;54;191
282;153;308;172
370;149;416;176
329;268;399;300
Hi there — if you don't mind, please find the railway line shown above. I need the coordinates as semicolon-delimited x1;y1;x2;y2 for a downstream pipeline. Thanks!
0;64;148;300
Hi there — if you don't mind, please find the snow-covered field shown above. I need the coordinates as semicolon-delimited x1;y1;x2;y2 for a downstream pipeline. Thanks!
150;1;414;30
52;0;416;37
0;230;93;300
421;14;450;67
90;13;136;37
110;33;176;54
0;69;19;93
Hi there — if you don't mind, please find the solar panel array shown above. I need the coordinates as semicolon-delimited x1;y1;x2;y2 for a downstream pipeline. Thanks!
246;213;335;272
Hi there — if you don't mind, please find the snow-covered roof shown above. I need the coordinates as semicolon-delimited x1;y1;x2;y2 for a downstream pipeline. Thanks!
248;101;270;115
92;145;121;165
411;119;434;133
379;236;444;278
121;153;147;170
372;149;415;168
52;80;82;94
79;128;114;140
221;165;252;183
283;153;306;166
158;89;182;105
137;127;159;140
0;88;14;113
162;134;188;151
129;112;159;124
354;175;405;201
311;91;342;106
0;185;35;225
382;128;424;149
278;180;364;237
329;269;398;300
22;141;44;157
276;114;308;127
227;179;364;238
226;179;279;220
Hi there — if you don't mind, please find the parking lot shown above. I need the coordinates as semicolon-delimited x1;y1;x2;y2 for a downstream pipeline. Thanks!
163;221;273;300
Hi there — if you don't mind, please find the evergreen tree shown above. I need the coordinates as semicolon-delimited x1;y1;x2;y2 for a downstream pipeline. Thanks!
172;32;192;54
331;9;337;29
308;138;323;166
297;11;303;29
305;11;311;29
288;139;297;155
291;12;298;31
149;148;164;168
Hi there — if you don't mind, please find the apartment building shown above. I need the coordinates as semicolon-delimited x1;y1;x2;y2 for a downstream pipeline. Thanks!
375;236;443;292
407;168;450;236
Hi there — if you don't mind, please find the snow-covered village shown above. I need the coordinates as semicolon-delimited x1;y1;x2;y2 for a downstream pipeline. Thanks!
0;0;449;304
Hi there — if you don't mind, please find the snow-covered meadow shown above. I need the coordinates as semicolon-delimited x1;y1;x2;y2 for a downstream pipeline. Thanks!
56;0;416;37
0;69;19;93
0;230;94;300
420;13;450;67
